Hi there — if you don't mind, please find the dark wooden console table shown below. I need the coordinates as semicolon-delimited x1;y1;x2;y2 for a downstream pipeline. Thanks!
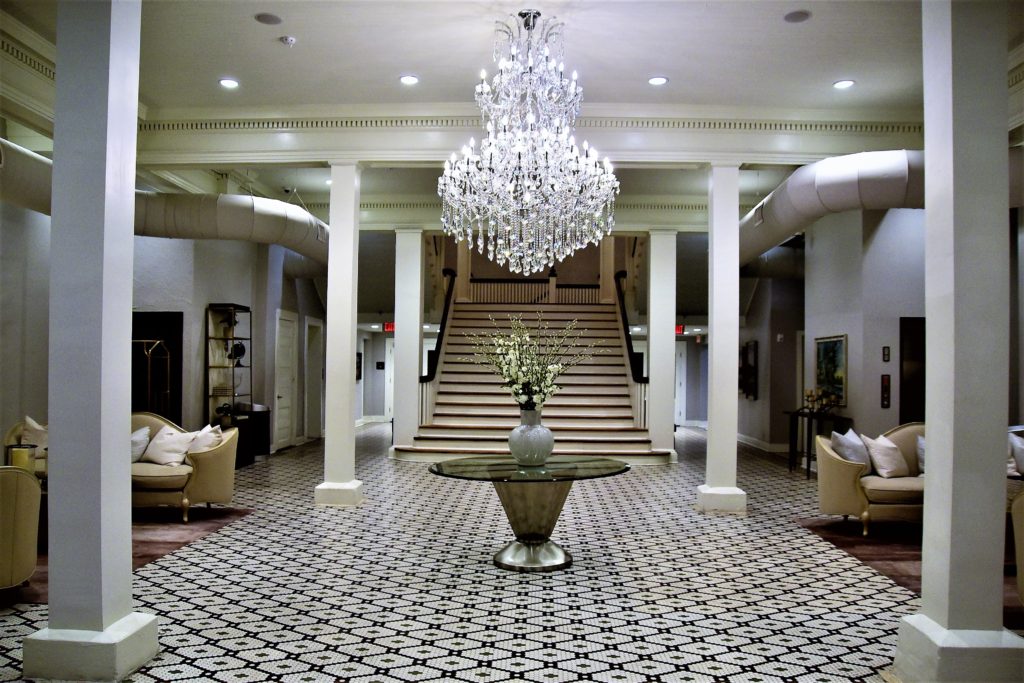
784;409;854;479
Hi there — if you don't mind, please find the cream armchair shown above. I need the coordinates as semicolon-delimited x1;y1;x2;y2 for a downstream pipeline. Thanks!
0;466;42;590
816;422;925;536
130;412;238;522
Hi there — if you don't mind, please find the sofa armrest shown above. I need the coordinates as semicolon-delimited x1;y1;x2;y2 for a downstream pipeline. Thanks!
184;428;238;505
816;435;870;517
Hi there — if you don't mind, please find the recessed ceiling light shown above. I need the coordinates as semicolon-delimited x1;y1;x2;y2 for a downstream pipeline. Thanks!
400;75;419;86
833;79;855;90
422;324;431;330
784;10;811;23
219;78;239;89
370;324;380;330
648;76;668;86
255;13;282;25
325;179;332;186
631;326;642;333
694;328;703;332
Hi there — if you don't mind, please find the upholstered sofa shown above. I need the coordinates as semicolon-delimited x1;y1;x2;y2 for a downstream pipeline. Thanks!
0;466;41;590
5;413;238;522
130;412;238;521
816;422;925;536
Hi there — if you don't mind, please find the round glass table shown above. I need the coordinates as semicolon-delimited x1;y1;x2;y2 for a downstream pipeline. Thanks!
429;455;630;572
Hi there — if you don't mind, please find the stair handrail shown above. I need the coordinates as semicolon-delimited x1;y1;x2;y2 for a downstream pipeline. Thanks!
421;268;457;383
614;270;648;384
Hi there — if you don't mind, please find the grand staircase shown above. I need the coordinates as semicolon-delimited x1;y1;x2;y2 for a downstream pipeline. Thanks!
392;302;674;463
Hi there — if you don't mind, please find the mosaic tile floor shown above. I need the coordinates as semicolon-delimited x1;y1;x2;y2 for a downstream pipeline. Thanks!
0;426;920;682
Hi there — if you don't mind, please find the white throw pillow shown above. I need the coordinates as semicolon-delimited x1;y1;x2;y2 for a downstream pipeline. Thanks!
830;429;872;470
188;424;223;453
916;435;926;473
141;426;197;466
23;415;48;458
860;433;910;478
130;426;151;463
1008;433;1024;476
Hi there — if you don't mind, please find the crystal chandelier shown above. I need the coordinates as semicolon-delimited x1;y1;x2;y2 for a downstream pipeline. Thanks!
438;9;619;275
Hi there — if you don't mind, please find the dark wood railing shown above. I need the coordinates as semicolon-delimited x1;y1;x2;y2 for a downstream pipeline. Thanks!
420;268;456;383
614;270;648;384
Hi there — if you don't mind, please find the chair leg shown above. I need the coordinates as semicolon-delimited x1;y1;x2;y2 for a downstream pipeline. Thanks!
842;515;849;522
860;511;870;536
181;496;190;523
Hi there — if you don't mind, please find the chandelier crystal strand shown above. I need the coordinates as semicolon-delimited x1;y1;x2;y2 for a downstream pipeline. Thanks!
438;9;619;275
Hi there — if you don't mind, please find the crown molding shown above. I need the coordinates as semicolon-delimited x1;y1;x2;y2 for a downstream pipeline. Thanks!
136;114;923;138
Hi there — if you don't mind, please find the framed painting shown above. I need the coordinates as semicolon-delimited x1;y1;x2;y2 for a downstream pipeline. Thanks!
815;334;847;406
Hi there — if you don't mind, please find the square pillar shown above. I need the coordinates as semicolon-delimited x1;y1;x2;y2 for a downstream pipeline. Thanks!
599;237;616;304
891;1;1024;680
697;164;747;514
392;227;424;447
647;228;677;453
316;163;364;506
455;239;471;302
23;2;159;679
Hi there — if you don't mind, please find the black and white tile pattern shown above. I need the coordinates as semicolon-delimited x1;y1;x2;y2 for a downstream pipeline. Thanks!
0;426;920;682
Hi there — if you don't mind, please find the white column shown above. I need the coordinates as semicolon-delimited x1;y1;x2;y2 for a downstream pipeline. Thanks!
599;237;616;304
23;2;159;680
315;163;365;506
697;164;747;513
892;2;1024;680
392;227;424;447
647;228;677;454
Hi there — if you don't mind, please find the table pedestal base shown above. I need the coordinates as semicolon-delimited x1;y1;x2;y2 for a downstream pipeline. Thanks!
494;539;572;572
492;479;573;573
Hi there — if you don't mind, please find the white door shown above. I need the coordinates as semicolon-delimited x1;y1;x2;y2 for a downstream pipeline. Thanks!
384;337;395;419
304;317;324;439
674;341;687;426
273;310;298;451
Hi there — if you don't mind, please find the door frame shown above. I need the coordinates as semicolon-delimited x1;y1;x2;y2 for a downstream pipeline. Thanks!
273;309;299;452
304;316;325;439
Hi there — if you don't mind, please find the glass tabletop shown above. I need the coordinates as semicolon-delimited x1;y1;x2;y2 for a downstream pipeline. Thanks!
429;455;630;483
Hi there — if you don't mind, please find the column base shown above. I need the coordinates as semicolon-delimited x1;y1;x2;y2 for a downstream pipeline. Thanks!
315;479;365;506
889;613;1024;682
23;611;158;682
695;484;747;514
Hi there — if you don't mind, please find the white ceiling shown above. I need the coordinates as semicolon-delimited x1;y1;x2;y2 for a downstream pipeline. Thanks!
2;0;943;116
2;0;1021;319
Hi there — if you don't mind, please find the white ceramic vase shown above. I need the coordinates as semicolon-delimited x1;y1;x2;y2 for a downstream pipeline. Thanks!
508;409;554;467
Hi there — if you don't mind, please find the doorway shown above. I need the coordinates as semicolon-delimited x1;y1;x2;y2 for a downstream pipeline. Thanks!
384;337;395;420
900;317;926;424
273;310;298;451
304;316;324;439
131;311;183;425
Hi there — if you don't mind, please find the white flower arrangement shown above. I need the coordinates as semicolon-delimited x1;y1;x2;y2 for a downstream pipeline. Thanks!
465;314;602;411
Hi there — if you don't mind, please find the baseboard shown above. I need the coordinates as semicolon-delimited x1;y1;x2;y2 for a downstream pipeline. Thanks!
737;433;789;454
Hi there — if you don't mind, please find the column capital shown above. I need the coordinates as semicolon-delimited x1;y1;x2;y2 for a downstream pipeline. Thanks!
646;226;680;236
708;162;742;169
393;225;425;234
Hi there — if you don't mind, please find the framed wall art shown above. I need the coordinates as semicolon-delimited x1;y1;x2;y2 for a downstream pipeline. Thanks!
815;334;847;406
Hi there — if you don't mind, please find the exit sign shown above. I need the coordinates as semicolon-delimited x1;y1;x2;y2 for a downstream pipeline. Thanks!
383;321;395;333
675;325;683;335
